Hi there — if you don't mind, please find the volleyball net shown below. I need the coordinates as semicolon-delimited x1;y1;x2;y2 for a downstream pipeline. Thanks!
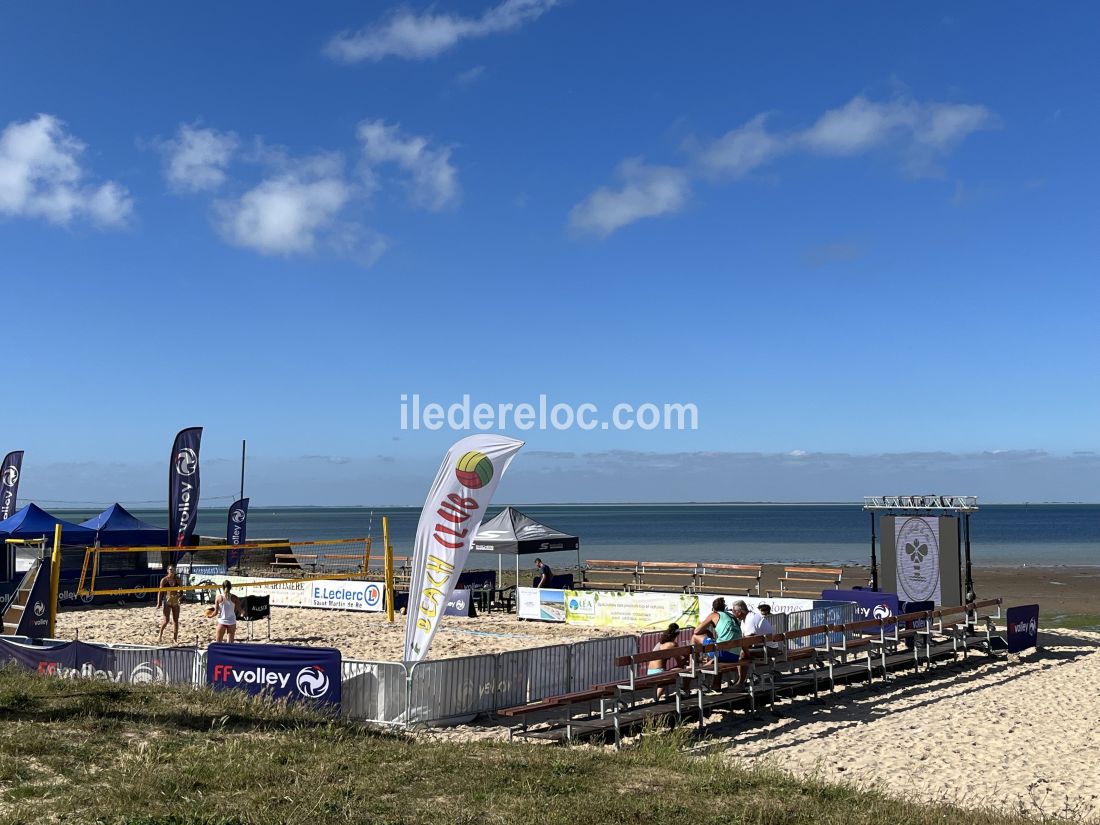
74;536;378;597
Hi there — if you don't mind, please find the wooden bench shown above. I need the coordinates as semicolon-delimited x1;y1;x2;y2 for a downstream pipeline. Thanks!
696;563;762;596
614;642;701;728
581;559;639;592
697;634;771;711
498;685;618;742
635;561;697;593
765;625;825;699
769;566;843;598
816;617;882;688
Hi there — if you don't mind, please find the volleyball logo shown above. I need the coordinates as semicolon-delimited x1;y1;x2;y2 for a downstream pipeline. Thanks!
296;666;329;699
175;448;198;476
1;466;17;487
455;451;493;489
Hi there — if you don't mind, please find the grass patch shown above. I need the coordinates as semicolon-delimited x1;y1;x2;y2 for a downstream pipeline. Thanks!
0;668;1061;825
1046;614;1100;631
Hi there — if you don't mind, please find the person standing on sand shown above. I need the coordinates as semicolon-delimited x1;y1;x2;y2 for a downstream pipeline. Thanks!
534;558;553;588
156;565;183;644
213;580;243;642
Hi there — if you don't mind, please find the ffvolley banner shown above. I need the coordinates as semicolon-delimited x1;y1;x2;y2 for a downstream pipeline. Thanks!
168;427;202;550
225;498;249;567
403;435;524;663
0;451;23;520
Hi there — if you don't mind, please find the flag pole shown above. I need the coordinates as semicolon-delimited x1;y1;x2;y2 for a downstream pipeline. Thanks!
240;440;246;501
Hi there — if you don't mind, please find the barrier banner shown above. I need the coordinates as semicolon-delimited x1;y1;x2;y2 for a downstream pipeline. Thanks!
207;642;341;708
1007;604;1039;653
226;575;310;607
517;587;566;622
833;589;899;630
0;639;112;678
444;589;473;617
404;435;524;663
564;590;698;629
0;450;23;520
308;579;383;612
168;427;203;553
225;498;249;567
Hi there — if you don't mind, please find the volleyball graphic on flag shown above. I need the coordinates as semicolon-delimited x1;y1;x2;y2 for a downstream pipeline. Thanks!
455;450;494;489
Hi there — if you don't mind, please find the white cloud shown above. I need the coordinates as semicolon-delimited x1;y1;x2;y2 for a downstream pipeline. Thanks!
0;114;132;227
358;120;459;210
454;65;486;87
216;165;350;256
568;158;689;238
325;0;557;62
577;94;996;236
694;114;784;180
160;124;237;193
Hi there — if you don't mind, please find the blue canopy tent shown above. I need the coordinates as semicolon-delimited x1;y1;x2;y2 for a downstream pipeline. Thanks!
0;503;98;579
79;503;169;548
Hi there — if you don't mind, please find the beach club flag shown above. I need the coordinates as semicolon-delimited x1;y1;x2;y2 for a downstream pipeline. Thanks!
403;434;524;663
168;427;202;554
225;498;249;568
0;451;24;521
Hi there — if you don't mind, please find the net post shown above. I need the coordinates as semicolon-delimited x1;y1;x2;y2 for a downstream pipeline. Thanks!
363;536;372;573
49;524;61;636
384;517;394;624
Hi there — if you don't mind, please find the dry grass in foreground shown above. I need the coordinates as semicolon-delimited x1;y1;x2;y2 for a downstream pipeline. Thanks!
0;666;1073;825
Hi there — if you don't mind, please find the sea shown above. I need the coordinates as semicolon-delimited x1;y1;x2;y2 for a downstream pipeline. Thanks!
55;503;1100;568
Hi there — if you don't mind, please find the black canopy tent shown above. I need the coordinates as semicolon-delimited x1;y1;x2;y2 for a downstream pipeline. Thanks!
472;506;580;585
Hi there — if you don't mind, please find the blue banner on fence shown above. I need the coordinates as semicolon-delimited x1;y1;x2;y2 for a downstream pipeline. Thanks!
0;638;113;677
1006;604;1039;653
832;589;899;625
206;643;341;708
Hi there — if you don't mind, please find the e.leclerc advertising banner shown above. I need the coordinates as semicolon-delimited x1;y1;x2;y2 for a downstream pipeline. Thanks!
207;643;341;708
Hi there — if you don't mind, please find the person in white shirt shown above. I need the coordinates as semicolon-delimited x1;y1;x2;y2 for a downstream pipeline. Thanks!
734;600;780;650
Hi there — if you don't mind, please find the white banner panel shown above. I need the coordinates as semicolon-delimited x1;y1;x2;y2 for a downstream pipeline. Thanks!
696;594;814;623
404;435;524;662
225;575;310;607
517;587;566;622
895;516;942;604
307;580;384;612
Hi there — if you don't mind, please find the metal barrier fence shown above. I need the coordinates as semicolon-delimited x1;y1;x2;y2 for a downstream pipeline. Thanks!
407;653;498;725
13;602;864;728
496;642;572;707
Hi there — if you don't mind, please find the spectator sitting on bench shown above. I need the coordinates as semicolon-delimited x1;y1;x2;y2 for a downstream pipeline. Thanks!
648;623;687;700
739;601;780;652
534;558;553;588
693;597;741;663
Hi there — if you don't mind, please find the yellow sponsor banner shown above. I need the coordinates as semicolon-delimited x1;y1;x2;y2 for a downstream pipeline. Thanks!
564;589;699;630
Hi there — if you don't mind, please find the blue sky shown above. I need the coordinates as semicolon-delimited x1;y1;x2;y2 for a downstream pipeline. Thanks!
2;1;1097;505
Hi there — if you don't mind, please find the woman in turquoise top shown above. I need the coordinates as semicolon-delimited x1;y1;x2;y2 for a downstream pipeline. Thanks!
693;596;741;663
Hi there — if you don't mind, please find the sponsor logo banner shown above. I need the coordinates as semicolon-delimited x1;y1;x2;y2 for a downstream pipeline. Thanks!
168;427;203;552
206;642;341;708
895;515;942;604
833;589;900;630
443;589;472;617
225;498;249;567
563;589;698;630
225;575;310;607
404;435;524;662
0;450;24;521
517;587;566;622
1006;604;1039;653
309;580;384;612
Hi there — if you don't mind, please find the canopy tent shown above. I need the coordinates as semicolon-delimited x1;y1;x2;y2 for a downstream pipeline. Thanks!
78;503;169;547
472;507;581;585
0;503;97;545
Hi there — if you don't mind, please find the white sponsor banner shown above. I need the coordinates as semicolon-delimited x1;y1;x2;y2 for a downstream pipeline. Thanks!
696;594;814;623
517;587;566;622
404;435;524;662
224;575;384;611
895;516;942;604
225;575;310;607
307;580;384;612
